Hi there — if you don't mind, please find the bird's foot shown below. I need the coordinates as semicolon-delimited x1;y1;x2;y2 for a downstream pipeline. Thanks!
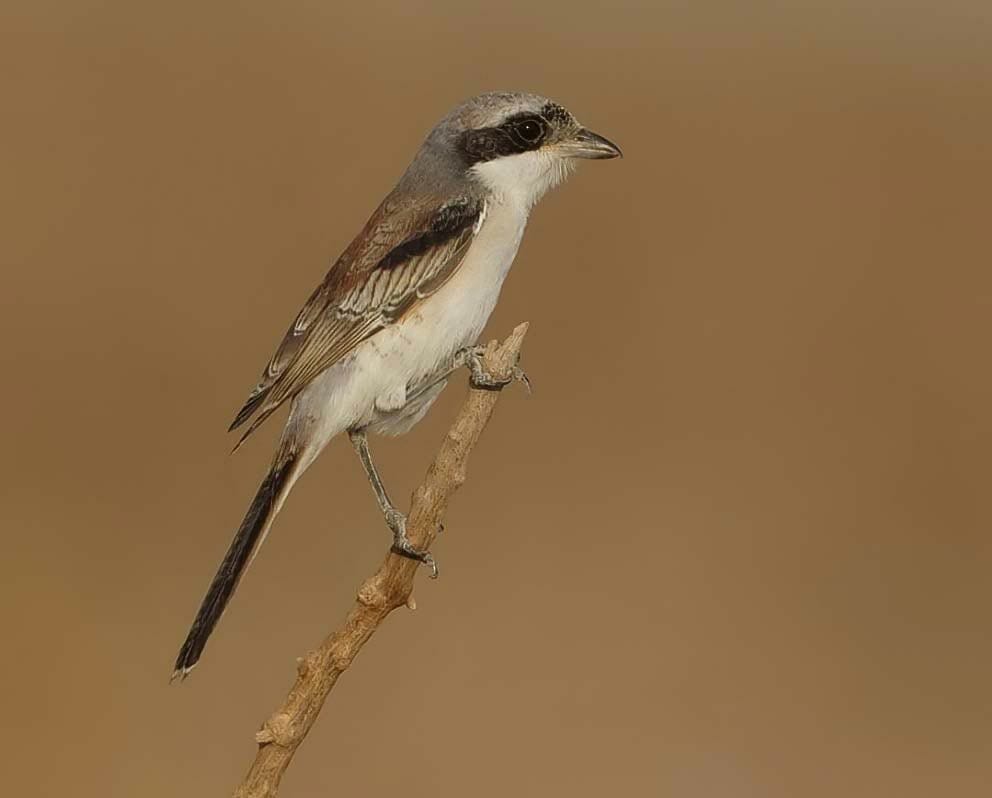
387;510;439;578
456;345;532;393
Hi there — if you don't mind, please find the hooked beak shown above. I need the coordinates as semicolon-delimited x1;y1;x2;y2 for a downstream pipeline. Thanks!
560;127;623;160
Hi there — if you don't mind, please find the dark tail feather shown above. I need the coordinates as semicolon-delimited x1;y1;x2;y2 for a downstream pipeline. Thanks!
172;454;297;680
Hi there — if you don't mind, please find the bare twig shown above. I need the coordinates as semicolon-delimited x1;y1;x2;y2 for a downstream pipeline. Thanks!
232;323;530;798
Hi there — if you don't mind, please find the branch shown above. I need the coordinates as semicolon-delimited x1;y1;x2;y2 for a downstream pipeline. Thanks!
232;323;530;798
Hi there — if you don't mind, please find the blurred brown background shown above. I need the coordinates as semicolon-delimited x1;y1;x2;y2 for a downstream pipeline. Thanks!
2;1;990;795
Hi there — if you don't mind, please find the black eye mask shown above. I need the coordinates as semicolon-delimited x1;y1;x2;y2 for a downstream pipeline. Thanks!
459;113;550;164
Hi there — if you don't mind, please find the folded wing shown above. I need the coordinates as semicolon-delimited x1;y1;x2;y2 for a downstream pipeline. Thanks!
230;195;486;445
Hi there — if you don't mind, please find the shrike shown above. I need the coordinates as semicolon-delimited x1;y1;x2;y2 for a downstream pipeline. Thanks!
173;91;620;678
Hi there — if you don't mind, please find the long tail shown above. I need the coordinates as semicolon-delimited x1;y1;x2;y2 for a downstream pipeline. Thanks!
172;450;300;680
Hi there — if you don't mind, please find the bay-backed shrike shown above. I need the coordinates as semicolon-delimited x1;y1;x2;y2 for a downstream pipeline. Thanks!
173;91;620;678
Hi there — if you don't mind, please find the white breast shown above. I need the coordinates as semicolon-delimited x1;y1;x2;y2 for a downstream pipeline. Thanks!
291;195;529;460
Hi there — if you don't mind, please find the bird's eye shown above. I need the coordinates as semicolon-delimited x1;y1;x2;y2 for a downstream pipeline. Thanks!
516;119;544;143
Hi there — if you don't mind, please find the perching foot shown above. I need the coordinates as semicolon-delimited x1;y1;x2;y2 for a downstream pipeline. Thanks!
456;345;532;393
388;511;439;579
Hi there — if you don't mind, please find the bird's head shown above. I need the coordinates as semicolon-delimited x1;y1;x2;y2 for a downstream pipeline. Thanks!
427;91;621;207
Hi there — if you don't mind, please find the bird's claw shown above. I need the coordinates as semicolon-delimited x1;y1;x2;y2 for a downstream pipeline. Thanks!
390;541;439;579
512;365;532;394
458;346;532;393
388;512;439;578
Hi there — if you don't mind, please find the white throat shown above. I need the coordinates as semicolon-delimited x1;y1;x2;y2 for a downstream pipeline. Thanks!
469;151;574;210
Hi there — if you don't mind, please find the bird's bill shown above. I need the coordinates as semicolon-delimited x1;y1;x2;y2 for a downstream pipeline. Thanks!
559;128;623;160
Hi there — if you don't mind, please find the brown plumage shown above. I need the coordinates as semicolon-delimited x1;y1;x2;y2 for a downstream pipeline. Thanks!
229;196;485;447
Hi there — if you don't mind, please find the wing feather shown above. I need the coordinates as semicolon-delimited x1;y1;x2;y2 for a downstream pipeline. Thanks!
229;195;485;444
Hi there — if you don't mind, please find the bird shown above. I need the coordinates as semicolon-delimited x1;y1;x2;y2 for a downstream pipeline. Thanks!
173;91;621;679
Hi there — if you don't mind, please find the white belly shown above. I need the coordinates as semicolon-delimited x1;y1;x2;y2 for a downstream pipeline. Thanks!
290;196;528;460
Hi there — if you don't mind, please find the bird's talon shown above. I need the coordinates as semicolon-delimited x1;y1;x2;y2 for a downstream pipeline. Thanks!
513;365;532;394
463;348;530;393
390;534;439;578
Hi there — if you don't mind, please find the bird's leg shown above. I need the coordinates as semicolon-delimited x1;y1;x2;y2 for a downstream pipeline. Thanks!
348;428;438;578
454;345;532;393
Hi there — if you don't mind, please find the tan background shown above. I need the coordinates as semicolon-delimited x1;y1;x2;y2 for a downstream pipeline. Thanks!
2;1;990;795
